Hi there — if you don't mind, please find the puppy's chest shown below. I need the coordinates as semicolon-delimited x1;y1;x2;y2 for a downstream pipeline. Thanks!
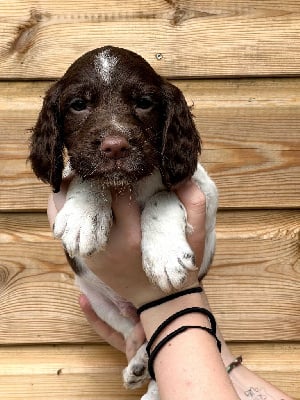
133;169;165;207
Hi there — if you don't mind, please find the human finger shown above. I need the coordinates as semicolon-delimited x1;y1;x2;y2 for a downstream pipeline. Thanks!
175;181;206;266
47;194;58;228
47;180;70;227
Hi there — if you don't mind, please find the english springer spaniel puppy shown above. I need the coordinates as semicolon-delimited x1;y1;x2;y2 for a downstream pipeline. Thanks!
29;46;218;399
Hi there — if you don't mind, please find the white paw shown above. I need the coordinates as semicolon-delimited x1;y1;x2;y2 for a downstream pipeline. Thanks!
141;380;159;400
143;237;196;293
53;198;112;257
123;344;149;389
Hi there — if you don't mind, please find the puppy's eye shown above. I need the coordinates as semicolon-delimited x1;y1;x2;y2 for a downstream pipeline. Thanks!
135;96;154;110
69;99;88;112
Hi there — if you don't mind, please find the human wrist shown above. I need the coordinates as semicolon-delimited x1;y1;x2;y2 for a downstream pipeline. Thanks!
139;290;209;341
139;288;224;387
139;287;233;370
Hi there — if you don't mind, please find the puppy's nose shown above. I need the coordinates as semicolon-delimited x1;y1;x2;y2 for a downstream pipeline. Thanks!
100;136;130;159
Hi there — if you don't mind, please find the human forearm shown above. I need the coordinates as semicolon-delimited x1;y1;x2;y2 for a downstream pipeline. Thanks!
228;362;294;400
51;181;294;400
199;290;294;400
140;291;239;400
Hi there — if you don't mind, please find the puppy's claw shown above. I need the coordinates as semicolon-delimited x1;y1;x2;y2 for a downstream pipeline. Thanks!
54;197;112;257
143;245;196;293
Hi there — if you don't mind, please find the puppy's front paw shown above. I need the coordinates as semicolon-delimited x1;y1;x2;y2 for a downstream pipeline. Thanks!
123;344;149;389
143;238;196;293
53;198;112;257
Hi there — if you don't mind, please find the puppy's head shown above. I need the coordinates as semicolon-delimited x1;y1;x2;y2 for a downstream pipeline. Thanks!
29;46;200;192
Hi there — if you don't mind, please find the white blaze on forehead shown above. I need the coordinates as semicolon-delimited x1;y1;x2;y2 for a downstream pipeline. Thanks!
94;49;118;83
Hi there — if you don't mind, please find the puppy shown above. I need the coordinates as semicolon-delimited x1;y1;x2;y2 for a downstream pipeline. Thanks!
29;46;218;399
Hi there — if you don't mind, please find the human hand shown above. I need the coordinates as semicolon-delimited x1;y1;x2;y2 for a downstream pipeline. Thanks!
48;180;206;307
48;180;206;308
48;179;207;361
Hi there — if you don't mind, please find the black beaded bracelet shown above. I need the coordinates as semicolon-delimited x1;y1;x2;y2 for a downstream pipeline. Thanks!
226;355;243;374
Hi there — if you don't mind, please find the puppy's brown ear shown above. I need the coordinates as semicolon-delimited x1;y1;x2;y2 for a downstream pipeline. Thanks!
29;83;64;193
160;82;201;188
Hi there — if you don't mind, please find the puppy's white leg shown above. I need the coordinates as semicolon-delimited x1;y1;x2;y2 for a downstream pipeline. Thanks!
77;267;150;389
141;191;196;292
123;343;150;389
141;380;159;400
54;177;112;257
141;164;218;292
76;268;134;337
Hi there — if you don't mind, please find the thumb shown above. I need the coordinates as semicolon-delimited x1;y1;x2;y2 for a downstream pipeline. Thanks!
47;180;70;228
175;181;206;266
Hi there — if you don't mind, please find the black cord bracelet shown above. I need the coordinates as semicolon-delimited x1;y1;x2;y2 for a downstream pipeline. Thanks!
146;307;217;356
148;325;222;380
137;287;203;315
138;289;221;381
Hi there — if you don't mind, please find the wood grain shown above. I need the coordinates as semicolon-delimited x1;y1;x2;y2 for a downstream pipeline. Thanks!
0;342;298;399
0;344;142;399
0;211;299;344
1;78;300;210
1;2;299;398
1;1;300;78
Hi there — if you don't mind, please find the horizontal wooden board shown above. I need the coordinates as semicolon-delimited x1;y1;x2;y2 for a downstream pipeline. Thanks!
0;342;298;399
0;210;299;344
0;344;142;399
1;1;300;78
1;78;300;211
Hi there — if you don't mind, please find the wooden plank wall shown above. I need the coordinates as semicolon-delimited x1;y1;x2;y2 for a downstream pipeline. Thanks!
0;1;299;398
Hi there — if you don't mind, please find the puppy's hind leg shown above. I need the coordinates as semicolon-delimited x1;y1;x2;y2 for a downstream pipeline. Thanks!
76;267;150;390
76;268;134;338
123;342;150;389
141;380;159;400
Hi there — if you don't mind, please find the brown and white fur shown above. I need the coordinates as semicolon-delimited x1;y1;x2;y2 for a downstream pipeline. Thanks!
29;46;218;399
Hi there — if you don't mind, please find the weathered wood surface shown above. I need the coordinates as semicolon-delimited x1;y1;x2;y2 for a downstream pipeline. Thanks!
1;210;299;344
0;342;298;399
1;1;299;397
1;78;300;211
1;1;300;79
